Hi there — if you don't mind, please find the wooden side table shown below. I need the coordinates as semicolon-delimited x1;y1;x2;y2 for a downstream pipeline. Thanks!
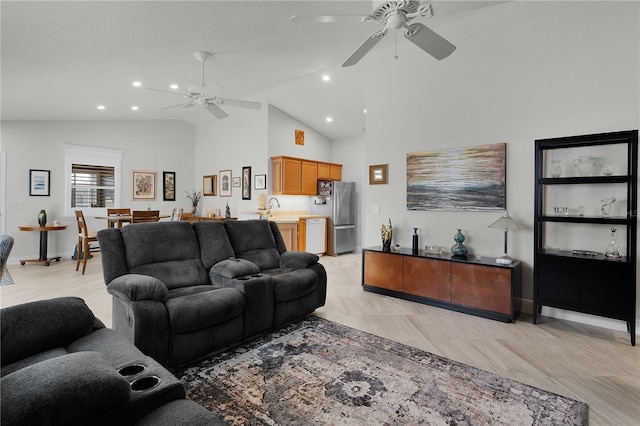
18;225;68;266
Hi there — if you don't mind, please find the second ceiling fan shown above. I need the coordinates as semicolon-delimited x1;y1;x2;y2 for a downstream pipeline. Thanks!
141;51;261;119
291;1;456;67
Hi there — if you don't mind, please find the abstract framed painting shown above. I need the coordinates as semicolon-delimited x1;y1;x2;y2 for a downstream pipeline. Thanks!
162;171;175;201
242;166;251;200
132;170;156;200
406;143;506;211
29;169;50;196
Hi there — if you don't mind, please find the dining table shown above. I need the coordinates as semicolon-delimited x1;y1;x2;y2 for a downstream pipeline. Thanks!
95;214;170;228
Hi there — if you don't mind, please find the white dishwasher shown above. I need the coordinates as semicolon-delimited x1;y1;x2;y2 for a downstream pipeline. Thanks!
305;218;326;254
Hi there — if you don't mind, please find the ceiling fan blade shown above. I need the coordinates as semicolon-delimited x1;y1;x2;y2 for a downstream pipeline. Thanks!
205;103;228;119
158;102;191;110
404;23;456;60
341;30;386;67
217;98;262;110
145;87;191;98
290;14;372;24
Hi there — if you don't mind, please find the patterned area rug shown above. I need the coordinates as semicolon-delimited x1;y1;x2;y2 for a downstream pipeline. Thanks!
176;316;587;425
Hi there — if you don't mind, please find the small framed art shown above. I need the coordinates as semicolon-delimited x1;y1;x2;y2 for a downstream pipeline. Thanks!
369;164;388;185
163;171;176;201
219;170;232;197
233;177;241;188
29;169;50;196
254;174;266;190
242;166;251;200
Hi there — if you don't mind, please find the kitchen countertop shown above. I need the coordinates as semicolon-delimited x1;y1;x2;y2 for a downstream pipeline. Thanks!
267;211;328;223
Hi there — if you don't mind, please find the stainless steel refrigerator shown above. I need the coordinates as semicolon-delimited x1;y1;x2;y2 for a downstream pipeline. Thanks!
311;181;356;255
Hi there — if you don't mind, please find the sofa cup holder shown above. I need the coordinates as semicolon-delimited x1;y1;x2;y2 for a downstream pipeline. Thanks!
118;364;146;377
130;375;161;392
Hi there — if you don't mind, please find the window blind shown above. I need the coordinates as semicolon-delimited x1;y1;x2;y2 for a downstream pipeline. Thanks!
71;164;115;208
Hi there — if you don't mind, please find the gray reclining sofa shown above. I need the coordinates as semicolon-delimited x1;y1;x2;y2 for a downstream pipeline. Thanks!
0;297;221;425
98;219;327;368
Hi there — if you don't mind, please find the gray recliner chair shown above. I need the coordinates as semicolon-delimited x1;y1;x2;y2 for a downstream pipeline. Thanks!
0;235;14;285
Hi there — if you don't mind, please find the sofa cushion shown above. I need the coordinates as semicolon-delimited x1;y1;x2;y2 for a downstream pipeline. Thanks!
121;222;210;290
1;297;95;367
224;220;280;270
266;269;319;303
192;222;235;270
165;287;245;334
1;351;131;426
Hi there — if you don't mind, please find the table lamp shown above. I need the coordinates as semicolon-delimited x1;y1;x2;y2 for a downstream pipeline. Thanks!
488;211;522;264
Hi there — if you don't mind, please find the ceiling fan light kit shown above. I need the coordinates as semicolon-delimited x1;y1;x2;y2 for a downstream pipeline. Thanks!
291;1;455;67
136;51;261;119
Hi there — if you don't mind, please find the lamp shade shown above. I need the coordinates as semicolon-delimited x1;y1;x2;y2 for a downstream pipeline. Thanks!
488;212;522;231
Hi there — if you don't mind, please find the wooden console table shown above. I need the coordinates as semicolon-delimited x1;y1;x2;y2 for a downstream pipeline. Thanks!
18;225;68;266
362;247;522;322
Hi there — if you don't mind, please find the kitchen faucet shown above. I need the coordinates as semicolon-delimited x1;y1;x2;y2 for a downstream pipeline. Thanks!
266;197;280;217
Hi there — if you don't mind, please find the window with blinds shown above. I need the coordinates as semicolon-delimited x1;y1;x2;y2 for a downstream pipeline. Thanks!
71;164;115;208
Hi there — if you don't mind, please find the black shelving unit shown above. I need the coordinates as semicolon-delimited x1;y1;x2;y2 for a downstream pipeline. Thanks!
533;130;638;346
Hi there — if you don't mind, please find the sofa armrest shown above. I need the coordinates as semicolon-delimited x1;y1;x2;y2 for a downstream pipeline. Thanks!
279;251;319;269
210;257;259;279
1;297;97;367
107;274;168;302
1;351;131;426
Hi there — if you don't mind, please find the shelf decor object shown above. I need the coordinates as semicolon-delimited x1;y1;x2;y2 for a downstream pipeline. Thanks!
488;211;522;264
533;129;637;346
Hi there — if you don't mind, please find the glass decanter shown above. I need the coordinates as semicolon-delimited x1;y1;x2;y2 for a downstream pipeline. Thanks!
605;226;622;258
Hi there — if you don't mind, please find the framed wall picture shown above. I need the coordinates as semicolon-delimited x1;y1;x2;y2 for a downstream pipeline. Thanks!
29;169;50;196
132;170;156;200
242;166;251;200
233;177;241;188
163;171;176;201
369;164;388;185
219;170;232;197
254;174;267;190
203;175;217;196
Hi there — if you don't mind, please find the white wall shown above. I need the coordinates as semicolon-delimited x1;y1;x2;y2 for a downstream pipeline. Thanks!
362;1;640;327
2;120;195;260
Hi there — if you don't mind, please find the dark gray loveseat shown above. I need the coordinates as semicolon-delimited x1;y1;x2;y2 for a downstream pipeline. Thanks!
97;219;327;368
0;297;220;425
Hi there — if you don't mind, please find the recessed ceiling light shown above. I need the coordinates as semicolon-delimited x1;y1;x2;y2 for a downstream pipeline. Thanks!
363;109;367;114
132;81;142;87
322;75;330;82
131;106;139;111
170;84;179;90
326;117;333;122
97;105;106;110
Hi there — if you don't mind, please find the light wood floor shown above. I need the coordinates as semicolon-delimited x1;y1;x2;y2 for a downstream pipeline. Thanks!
2;253;639;425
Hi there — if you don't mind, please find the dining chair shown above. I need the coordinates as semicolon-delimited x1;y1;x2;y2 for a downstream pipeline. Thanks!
74;210;100;275
170;208;183;221
131;210;160;223
106;208;131;228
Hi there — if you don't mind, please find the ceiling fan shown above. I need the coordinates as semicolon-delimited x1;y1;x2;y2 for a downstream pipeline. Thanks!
291;1;456;67
141;51;261;119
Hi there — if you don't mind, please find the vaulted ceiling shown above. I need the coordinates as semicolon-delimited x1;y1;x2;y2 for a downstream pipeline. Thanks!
1;1;499;140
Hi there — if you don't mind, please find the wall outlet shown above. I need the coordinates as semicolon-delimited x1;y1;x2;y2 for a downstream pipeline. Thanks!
371;205;380;214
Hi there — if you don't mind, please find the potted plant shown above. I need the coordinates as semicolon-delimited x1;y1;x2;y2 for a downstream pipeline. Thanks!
185;190;202;215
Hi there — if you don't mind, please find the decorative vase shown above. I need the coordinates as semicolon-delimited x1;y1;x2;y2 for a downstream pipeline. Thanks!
225;202;231;219
190;205;197;215
450;229;468;256
412;228;419;254
605;226;622;258
37;210;47;227
573;155;597;177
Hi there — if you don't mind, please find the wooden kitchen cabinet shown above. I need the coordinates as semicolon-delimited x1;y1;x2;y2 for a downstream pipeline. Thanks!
276;222;298;251
301;160;318;195
272;156;342;195
362;247;522;322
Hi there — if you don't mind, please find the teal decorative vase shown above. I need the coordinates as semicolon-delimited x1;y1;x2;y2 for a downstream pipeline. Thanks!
37;210;47;227
450;229;468;256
